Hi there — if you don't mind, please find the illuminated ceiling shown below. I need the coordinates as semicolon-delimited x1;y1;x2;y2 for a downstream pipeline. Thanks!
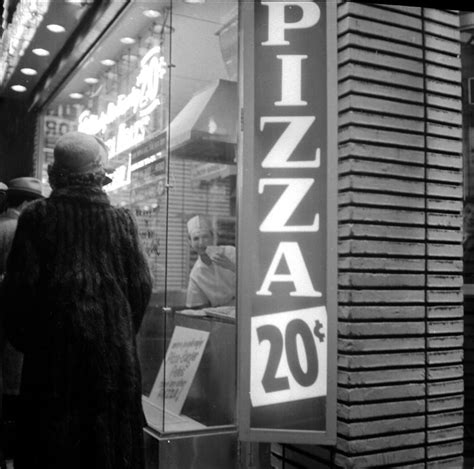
50;0;237;120
0;0;94;101
0;0;237;116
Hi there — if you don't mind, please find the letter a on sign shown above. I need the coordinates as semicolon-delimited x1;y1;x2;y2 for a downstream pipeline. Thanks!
257;242;321;297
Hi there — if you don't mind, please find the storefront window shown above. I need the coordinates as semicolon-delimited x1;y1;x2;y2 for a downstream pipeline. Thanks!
39;0;239;437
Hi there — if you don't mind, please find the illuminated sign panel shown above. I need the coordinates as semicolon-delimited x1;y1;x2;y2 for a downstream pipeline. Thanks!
238;0;337;444
78;46;167;157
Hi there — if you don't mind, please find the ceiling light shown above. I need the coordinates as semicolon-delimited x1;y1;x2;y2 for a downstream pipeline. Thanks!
100;59;116;66
46;24;66;33
69;92;84;99
84;77;99;84
11;85;27;92
20;68;38;76
184;0;206;3
32;48;50;57
143;9;161;18
120;37;136;45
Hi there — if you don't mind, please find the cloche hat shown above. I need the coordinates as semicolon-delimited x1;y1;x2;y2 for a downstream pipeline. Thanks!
51;131;112;184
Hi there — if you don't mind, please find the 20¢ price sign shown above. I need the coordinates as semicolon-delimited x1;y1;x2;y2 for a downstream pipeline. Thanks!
250;306;327;407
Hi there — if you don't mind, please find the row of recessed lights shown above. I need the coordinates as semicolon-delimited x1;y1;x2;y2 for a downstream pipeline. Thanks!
10;23;66;93
69;8;161;100
11;8;161;96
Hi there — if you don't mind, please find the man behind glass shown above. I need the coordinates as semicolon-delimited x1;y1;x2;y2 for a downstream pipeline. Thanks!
186;215;235;308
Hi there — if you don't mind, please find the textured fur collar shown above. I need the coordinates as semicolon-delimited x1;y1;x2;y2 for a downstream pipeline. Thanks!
50;185;110;205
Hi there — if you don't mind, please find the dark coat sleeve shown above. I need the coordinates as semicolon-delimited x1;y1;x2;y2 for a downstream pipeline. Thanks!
1;206;41;352
120;209;153;333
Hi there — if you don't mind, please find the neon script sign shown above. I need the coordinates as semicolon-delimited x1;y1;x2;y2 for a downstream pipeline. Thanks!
78;46;167;138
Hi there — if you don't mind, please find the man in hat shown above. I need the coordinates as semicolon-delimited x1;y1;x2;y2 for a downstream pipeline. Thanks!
0;177;43;275
0;182;7;215
186;214;236;308
0;131;152;469
0;177;43;463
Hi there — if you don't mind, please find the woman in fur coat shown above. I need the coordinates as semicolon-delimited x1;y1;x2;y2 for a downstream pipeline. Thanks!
0;132;153;469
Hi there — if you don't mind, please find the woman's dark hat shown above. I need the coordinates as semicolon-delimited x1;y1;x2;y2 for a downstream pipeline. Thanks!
52;131;113;184
7;177;44;199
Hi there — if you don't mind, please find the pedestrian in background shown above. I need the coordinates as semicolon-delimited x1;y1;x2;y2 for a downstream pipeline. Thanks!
0;177;44;466
0;182;7;215
1;132;152;469
0;178;44;275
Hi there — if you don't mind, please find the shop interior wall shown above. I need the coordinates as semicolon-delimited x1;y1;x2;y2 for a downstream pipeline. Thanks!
0;97;37;183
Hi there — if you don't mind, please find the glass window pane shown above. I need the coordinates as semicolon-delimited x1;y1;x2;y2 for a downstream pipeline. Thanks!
146;0;239;435
39;0;239;438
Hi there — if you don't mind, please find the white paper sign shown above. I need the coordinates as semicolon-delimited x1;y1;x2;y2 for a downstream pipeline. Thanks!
149;326;209;415
250;306;327;407
142;396;206;433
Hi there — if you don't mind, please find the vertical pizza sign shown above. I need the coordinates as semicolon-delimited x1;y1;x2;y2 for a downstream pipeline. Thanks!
239;0;337;443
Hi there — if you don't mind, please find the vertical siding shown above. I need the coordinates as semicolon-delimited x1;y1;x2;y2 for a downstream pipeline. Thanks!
273;4;463;468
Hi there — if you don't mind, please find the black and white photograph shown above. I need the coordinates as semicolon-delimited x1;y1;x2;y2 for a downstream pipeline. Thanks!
0;1;472;468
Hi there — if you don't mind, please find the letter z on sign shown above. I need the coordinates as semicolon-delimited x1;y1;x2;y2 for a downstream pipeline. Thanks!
250;306;327;407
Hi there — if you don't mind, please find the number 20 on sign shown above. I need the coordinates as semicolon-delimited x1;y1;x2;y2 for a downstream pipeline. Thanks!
250;306;327;407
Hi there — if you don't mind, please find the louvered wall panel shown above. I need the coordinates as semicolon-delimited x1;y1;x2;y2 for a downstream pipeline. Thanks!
273;4;463;468
423;9;463;466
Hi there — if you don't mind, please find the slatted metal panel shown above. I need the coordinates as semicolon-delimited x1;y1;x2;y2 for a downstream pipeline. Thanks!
273;4;463;468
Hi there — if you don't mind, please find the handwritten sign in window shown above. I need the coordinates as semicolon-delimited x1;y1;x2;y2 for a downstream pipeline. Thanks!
149;326;210;415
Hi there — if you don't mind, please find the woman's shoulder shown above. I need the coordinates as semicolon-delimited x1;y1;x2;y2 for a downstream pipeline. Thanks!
18;198;48;222
111;206;137;225
107;207;142;238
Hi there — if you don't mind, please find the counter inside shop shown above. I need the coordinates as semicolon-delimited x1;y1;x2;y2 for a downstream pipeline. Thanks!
137;304;236;437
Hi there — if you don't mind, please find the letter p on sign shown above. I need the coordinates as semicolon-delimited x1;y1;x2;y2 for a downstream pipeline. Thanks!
261;1;321;46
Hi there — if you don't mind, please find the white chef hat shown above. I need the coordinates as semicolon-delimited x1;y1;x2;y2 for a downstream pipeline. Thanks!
187;215;212;237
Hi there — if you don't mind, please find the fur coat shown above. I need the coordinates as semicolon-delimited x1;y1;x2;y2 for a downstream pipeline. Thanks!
0;181;152;469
